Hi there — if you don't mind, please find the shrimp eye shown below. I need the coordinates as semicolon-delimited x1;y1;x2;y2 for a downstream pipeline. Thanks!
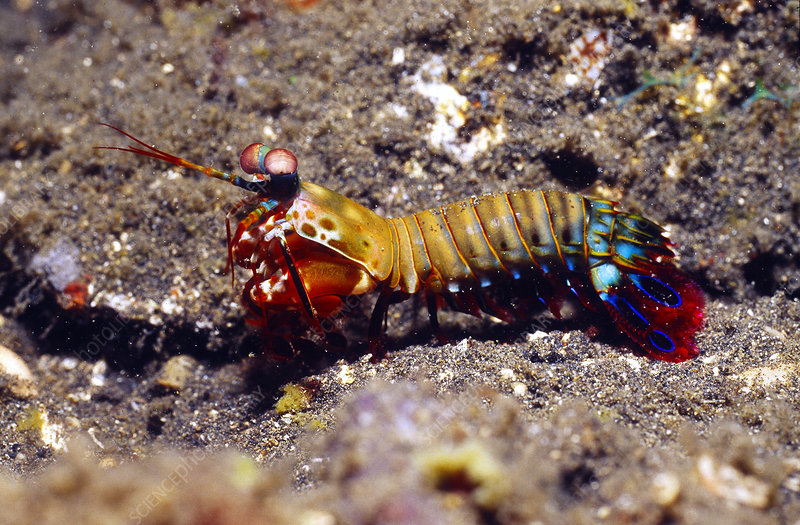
240;143;269;174
236;144;299;198
263;148;298;176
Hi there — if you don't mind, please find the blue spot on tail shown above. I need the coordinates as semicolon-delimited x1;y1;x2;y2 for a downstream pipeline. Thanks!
630;274;682;307
648;330;675;352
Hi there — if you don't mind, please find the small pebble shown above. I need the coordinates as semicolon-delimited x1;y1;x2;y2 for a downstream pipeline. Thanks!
511;382;527;397
157;355;197;390
652;471;681;506
336;365;354;385
0;344;38;398
91;360;107;387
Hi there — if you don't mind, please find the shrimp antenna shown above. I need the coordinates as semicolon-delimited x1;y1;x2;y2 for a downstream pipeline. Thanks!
94;122;266;193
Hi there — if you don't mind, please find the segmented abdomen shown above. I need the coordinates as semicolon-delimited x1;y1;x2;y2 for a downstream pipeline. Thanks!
388;189;704;362
390;190;612;295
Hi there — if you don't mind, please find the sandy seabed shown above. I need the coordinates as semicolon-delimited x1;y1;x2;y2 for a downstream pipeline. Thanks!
0;1;799;523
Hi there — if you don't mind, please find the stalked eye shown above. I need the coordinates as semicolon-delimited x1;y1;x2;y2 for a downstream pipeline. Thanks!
263;148;298;176
240;143;269;174
630;274;682;307
648;330;676;353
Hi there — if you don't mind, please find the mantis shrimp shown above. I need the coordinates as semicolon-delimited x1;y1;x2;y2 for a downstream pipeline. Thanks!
97;124;704;362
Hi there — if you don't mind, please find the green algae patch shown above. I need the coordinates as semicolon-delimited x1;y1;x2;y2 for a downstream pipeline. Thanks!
17;407;46;433
275;384;312;415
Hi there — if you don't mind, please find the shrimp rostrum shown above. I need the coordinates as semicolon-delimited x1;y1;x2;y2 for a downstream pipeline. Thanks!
97;124;704;363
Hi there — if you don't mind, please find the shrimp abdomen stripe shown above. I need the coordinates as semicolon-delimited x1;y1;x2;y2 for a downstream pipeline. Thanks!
441;199;506;289
472;193;531;268
391;217;420;293
506;191;562;274
412;208;472;293
543;191;589;273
